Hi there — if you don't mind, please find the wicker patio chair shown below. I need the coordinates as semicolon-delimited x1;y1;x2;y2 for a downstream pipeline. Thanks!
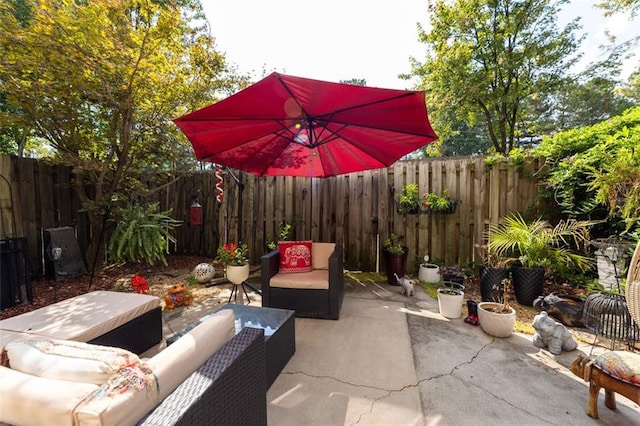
626;240;640;340
261;244;344;320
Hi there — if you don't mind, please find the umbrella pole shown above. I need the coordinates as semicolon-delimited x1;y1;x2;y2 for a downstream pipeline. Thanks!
223;168;261;297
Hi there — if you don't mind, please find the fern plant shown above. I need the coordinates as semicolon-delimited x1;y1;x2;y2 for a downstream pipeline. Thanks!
108;202;181;265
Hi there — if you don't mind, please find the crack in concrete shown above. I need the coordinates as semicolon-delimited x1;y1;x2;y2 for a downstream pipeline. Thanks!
415;337;550;423
280;370;420;425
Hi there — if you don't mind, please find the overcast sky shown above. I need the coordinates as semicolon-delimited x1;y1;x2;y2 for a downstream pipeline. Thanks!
203;0;639;88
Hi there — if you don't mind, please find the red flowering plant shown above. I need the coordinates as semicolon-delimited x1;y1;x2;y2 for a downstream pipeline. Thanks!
131;274;149;294
216;243;249;266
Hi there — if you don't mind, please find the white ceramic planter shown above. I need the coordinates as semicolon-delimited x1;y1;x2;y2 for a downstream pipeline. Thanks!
437;287;464;318
226;264;250;284
419;264;440;283
477;302;516;338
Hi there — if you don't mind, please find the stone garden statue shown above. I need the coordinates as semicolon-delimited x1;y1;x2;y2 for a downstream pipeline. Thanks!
532;311;578;355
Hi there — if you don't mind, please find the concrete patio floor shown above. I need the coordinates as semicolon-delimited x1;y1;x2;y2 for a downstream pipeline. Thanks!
162;274;640;425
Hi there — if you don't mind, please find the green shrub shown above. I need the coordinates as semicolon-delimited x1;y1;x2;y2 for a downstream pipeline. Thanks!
108;202;181;265
534;106;640;236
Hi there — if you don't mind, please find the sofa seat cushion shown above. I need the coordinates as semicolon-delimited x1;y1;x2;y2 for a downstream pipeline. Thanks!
270;269;329;290
0;290;160;343
0;365;99;426
6;338;140;385
146;308;236;400
0;329;40;350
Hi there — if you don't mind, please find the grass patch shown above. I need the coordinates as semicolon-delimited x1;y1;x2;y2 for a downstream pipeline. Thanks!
515;321;535;335
417;280;438;299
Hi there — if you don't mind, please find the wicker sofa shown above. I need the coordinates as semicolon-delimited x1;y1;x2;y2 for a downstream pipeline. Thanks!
0;293;267;425
261;242;344;320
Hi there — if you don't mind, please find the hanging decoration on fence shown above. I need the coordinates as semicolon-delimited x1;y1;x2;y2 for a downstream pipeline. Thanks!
190;197;202;226
215;165;224;204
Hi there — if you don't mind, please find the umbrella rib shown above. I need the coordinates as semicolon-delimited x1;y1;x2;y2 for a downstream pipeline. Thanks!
315;91;420;119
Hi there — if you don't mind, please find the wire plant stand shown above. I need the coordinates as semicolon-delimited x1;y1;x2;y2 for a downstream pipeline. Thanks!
583;238;639;352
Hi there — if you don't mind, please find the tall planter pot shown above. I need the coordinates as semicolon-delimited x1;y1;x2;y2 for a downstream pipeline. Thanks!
479;266;509;302
384;247;408;285
511;266;545;306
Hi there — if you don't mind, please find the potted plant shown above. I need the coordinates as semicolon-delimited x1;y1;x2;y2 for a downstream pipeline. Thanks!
475;243;510;302
422;190;458;214
216;242;250;284
477;278;516;337
487;212;595;306
382;234;408;285
437;281;465;318
418;255;440;283
439;265;467;285
397;183;421;214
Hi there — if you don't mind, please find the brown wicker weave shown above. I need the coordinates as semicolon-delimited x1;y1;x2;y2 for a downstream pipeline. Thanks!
626;241;640;331
139;327;267;425
261;246;344;320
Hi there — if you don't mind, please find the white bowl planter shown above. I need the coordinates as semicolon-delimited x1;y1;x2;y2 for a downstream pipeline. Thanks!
477;302;516;338
437;286;464;318
419;263;440;283
226;264;250;284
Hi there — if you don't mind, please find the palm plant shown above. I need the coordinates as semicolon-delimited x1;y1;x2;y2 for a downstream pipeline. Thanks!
487;212;596;273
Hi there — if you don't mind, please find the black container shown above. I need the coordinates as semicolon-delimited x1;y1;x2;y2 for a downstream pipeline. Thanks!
0;237;32;310
512;266;545;306
479;266;509;302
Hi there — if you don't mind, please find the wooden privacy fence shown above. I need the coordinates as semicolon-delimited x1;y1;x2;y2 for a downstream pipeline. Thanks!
156;156;545;273
2;154;545;278
1;155;89;279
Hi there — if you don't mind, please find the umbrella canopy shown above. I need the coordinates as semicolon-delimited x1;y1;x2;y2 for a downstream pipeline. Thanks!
174;72;438;177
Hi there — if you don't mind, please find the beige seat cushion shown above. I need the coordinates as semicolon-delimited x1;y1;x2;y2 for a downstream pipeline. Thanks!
0;365;99;426
0;291;160;342
0;329;40;350
270;269;329;289
312;243;336;270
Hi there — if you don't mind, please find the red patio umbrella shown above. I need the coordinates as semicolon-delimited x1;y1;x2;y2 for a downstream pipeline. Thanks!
174;72;438;177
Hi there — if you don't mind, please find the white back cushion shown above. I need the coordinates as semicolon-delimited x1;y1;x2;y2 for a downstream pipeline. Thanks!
146;309;236;400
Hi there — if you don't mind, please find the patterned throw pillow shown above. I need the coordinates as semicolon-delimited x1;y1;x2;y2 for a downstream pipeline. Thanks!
278;241;313;273
595;351;640;384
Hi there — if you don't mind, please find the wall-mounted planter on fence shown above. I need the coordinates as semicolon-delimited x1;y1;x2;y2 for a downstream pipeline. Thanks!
423;199;460;215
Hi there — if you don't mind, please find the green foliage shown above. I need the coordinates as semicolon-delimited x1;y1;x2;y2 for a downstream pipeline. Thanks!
0;0;250;266
410;0;581;154
383;234;405;254
216;243;249;266
598;0;640;16
487;212;596;274
421;191;452;212
108;203;181;266
534;106;640;235
266;217;303;250
397;183;420;214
